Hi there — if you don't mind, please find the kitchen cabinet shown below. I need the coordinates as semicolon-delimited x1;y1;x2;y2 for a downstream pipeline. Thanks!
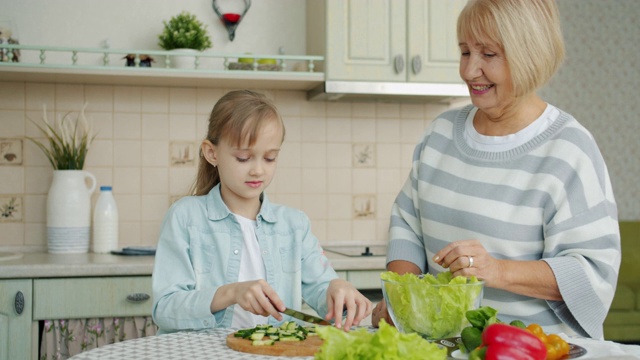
307;0;466;84
0;279;33;360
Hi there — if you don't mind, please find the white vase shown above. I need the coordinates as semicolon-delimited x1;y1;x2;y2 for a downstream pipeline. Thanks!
46;170;97;253
170;48;198;69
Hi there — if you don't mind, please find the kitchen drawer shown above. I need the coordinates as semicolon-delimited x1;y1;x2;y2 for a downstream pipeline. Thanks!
33;276;152;320
347;270;383;289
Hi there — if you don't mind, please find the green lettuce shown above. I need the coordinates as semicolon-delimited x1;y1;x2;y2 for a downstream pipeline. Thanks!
314;319;447;360
380;271;483;339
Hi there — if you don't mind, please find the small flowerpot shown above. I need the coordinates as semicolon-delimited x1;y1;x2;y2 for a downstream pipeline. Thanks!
46;170;97;253
170;49;198;69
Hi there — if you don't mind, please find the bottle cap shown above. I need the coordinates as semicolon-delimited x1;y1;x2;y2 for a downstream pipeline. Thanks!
100;186;113;191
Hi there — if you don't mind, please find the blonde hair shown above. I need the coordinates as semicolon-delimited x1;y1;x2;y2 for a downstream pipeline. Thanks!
457;0;565;97
191;90;285;196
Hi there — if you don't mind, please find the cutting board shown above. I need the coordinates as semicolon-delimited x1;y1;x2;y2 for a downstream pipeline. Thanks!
226;333;324;357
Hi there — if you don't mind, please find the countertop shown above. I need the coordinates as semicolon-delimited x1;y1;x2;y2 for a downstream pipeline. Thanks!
0;250;386;279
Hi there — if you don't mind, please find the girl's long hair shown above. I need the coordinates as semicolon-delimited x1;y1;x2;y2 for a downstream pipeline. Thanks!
190;90;285;196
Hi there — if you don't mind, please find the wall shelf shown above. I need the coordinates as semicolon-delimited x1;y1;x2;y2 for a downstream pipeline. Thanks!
0;45;325;90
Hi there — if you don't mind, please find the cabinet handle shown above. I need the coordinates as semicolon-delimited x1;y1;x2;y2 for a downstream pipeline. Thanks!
15;291;24;315
126;293;151;303
411;55;422;75
393;55;405;74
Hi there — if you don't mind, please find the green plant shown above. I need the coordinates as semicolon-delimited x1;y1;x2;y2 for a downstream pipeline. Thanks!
158;11;212;51
27;104;96;170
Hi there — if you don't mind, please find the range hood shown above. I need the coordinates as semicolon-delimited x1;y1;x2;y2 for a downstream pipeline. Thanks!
307;80;470;103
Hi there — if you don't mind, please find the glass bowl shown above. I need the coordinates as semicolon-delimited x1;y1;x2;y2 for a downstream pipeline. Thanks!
381;276;484;340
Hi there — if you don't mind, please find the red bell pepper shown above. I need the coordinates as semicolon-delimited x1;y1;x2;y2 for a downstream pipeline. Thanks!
469;323;547;360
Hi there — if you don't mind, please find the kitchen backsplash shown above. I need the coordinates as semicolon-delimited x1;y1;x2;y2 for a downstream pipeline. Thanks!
0;82;454;251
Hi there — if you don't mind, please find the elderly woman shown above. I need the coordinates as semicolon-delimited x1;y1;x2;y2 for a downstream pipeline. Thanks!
373;0;620;339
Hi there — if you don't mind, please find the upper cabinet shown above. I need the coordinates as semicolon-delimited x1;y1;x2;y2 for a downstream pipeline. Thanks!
307;0;466;84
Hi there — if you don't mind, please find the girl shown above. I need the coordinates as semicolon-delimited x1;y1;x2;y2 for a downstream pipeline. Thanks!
152;90;372;334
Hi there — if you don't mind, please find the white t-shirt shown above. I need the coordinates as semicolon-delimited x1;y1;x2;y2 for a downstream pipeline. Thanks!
230;214;269;328
464;104;559;151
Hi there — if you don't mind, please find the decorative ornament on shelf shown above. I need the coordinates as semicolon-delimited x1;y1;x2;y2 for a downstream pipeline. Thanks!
27;104;98;254
0;19;20;62
212;0;251;41
158;11;212;69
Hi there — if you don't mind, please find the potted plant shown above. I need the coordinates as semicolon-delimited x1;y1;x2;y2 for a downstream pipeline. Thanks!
27;104;98;253
158;11;212;69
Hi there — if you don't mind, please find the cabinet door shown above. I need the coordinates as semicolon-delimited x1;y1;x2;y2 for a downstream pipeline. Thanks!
326;0;406;81
0;280;32;360
407;0;467;83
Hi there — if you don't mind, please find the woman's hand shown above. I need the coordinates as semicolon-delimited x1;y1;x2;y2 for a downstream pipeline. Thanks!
433;239;500;285
211;279;284;320
325;279;373;331
371;300;394;328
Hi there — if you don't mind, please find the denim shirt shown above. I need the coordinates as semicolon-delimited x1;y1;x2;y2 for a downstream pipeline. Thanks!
152;185;338;334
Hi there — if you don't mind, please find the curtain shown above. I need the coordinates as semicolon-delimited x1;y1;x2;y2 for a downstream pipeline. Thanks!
39;317;157;360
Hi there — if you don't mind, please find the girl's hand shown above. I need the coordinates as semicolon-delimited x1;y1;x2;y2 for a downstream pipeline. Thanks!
371;300;394;328
432;239;501;286
215;279;285;320
325;279;373;331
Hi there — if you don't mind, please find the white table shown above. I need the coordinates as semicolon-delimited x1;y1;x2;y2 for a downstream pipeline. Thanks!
69;328;640;360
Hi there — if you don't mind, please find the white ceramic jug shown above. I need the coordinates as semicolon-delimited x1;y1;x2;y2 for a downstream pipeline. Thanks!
46;170;97;253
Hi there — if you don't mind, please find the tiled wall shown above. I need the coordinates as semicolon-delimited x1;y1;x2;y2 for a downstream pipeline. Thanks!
0;81;450;251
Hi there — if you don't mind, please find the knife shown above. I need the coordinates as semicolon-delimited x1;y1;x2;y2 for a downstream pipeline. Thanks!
281;307;331;326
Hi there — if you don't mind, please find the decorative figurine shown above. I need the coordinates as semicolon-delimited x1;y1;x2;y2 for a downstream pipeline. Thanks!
212;0;251;41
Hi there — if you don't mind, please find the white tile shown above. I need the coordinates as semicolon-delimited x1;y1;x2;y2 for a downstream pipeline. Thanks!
85;85;113;112
377;193;396;220
351;118;376;142
326;118;351;143
114;86;142;113
351;102;375;118
169;88;197;114
86;167;113;193
141;221;162;246
301;168;327;194
142;167;169;194
119;221;141;245
400;103;425;119
301;194;327;220
0;223;25;245
115;194;141;221
141;195;169;221
278;142;301;168
327;143;352;169
23;194;46;223
113;113;141;139
24;222;46;247
271;193;301;209
24;110;54;137
142;113;169;140
377;169;402;195
169;167;197;196
327;168;351;193
142;141;169;167
282;117;302;142
0;82;24;110
89;112;113;140
400;119;425;144
0;167;24;193
301;117;326;142
114;167;141;194
326;220;351;242
113;140;141;167
301;143;326;168
85;140;113;167
376;118;400;143
196;88;223;114
375;103;400;118
326;102;351;118
352;169;377;194
24;166;52;195
328;194;352;220
301;100;325;118
196;114;209;141
376;218;391;242
273;168;301;194
352;219;377;242
274;90;304;117
0;110;25;137
22;140;50;167
55;84;85;111
309;219;327;243
26;83;55;111
376;143;401;168
169;114;197;141
142;87;169;113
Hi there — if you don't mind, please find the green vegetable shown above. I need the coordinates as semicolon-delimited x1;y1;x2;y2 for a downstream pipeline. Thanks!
510;319;527;329
460;326;483;352
466;306;499;329
380;271;483;339
314;319;447;360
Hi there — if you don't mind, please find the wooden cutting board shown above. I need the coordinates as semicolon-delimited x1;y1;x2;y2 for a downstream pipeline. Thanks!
226;333;324;357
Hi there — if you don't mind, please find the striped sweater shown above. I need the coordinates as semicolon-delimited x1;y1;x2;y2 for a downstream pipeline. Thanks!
387;105;620;339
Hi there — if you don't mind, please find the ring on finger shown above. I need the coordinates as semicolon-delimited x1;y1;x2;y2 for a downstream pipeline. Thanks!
468;256;474;268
